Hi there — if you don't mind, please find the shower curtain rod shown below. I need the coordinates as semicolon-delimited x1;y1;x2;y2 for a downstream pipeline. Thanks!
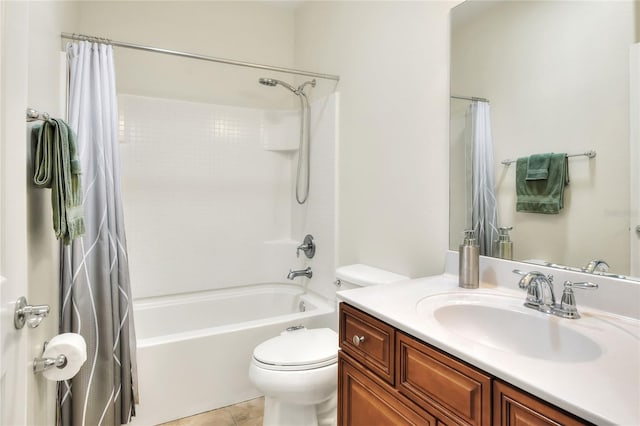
451;95;490;103
61;32;340;82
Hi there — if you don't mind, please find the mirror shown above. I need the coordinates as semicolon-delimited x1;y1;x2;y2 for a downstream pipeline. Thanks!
450;0;639;280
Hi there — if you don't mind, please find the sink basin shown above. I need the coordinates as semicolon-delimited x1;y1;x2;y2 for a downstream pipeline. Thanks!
416;292;602;362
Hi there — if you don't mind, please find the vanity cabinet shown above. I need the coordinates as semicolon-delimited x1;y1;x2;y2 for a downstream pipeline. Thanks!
338;303;590;426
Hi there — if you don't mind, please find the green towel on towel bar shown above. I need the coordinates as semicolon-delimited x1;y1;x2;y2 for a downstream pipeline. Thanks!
526;153;552;180
32;118;85;244
516;153;569;214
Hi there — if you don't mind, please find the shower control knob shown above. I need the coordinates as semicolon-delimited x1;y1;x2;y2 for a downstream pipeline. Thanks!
352;335;365;346
296;234;316;259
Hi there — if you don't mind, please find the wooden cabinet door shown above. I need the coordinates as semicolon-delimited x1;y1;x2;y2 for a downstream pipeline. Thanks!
396;332;491;426
494;380;590;426
339;353;436;426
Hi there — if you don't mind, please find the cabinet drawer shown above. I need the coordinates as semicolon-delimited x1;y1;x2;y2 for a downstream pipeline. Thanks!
339;353;436;426
396;332;491;426
494;380;590;426
339;303;395;384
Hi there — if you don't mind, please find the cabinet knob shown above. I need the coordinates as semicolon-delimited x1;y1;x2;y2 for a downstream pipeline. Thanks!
352;335;365;346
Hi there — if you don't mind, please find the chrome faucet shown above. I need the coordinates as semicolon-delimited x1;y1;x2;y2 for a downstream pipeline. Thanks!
583;259;609;274
513;270;555;314
512;270;598;319
287;267;312;280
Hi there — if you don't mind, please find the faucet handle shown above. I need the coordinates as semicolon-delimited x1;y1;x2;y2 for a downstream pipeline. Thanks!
563;280;598;290
296;234;315;259
557;281;598;319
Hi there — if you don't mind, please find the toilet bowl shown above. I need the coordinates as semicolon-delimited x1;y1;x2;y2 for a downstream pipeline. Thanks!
249;264;409;426
249;327;339;426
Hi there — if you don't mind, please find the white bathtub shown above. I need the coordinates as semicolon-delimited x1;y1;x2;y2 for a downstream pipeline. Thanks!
129;284;336;425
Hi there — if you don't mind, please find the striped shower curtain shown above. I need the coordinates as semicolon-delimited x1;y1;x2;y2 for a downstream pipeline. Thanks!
59;41;138;426
469;100;499;256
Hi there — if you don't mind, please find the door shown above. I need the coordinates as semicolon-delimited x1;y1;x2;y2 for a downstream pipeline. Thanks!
0;2;30;424
631;43;640;277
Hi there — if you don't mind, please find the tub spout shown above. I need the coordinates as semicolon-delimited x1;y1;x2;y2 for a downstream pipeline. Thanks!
287;267;312;280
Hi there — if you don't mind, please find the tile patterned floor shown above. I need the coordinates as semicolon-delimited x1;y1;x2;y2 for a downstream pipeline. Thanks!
160;397;264;426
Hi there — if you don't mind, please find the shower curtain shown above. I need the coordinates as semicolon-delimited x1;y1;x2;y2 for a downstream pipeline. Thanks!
469;100;498;256
59;41;138;426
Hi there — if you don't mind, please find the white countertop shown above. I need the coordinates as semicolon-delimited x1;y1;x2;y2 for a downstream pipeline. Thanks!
337;270;640;425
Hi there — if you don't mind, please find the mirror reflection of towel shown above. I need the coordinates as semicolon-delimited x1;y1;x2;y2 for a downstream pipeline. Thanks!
516;153;569;214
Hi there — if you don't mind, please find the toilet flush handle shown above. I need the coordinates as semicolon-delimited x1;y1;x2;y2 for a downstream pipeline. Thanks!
352;335;365;346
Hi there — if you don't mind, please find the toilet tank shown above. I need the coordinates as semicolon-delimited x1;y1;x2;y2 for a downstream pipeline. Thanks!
335;264;409;291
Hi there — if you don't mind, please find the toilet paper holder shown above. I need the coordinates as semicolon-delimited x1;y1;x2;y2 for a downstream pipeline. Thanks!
33;340;67;374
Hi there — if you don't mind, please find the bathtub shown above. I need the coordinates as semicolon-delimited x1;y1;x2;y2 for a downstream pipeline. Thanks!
129;283;336;425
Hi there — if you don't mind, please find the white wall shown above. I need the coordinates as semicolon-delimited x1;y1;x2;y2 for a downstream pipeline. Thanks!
25;2;78;425
452;1;634;272
294;1;452;279
76;1;297;109
27;2;80;422
632;44;640;277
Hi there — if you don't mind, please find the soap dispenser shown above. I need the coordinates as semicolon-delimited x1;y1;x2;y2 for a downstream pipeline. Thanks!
494;226;513;260
459;229;479;289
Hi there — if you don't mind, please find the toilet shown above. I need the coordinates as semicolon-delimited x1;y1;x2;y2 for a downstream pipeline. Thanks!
249;264;408;426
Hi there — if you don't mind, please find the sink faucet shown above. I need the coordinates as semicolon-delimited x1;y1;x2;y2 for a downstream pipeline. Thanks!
583;259;609;274
512;269;598;319
513;270;555;314
287;267;312;280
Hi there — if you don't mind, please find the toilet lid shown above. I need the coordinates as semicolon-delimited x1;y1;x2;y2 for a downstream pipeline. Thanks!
253;328;338;370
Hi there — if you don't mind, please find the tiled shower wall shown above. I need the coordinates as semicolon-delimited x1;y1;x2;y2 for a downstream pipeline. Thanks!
119;94;336;300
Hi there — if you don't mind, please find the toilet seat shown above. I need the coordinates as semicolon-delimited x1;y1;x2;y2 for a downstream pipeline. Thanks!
252;328;338;371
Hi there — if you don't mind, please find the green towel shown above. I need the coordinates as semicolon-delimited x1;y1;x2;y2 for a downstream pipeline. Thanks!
516;153;569;214
32;118;85;244
526;153;551;180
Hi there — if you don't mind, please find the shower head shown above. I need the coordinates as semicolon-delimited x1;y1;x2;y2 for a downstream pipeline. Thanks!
258;76;316;205
258;77;299;94
258;77;278;87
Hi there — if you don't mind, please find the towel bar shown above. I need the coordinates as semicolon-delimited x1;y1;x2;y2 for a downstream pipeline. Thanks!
26;108;50;122
501;150;596;166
